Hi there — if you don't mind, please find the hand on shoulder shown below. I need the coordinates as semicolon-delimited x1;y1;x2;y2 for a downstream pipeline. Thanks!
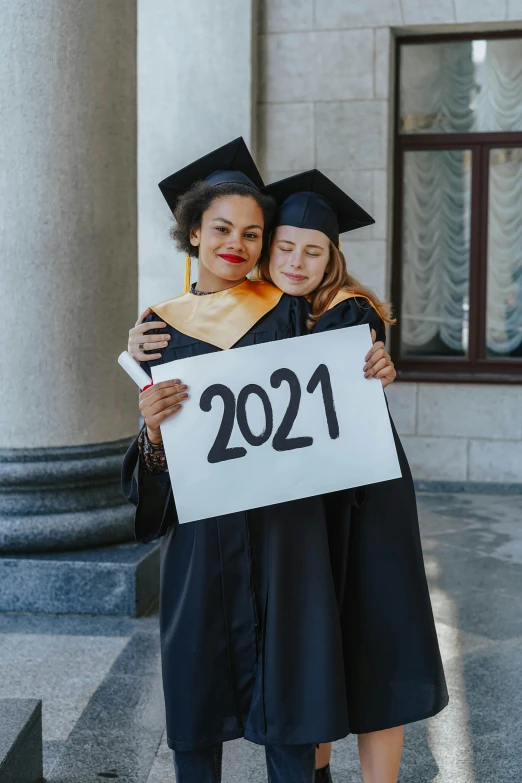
128;307;171;362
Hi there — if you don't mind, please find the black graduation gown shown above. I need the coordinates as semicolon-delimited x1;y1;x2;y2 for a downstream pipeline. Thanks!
315;296;449;733
122;292;350;751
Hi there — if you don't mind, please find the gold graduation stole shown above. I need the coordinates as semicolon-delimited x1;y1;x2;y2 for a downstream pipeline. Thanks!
151;279;283;350
326;290;370;310
325;290;385;331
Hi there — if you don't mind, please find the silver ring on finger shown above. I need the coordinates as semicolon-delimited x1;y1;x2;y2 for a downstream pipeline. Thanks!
139;343;145;350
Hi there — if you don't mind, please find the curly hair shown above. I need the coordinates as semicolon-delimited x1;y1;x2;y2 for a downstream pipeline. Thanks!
170;181;276;259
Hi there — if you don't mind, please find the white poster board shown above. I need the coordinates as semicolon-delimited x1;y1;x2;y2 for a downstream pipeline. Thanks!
152;325;401;523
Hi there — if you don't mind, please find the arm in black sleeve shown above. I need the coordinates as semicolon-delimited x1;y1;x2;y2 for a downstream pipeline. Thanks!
314;297;386;344
289;295;312;337
121;429;179;543
121;309;178;543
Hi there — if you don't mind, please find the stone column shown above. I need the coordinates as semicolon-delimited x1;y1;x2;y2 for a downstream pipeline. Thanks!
0;2;138;554
137;0;258;309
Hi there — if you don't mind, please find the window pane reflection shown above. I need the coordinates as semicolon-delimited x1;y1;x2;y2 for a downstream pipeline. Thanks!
486;148;522;358
400;150;471;358
400;38;522;134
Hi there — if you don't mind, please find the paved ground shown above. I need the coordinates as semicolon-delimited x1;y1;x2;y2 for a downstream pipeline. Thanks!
1;492;521;782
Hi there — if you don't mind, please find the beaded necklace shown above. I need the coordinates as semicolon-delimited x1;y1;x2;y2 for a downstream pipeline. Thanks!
190;283;217;296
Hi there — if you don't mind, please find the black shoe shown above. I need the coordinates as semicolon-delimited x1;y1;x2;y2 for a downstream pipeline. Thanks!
315;764;333;782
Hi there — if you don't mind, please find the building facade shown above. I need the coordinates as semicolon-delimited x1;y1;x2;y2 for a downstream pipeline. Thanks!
139;0;522;487
1;0;520;614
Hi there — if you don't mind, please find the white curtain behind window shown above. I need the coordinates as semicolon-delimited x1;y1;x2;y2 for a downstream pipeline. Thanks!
486;149;522;355
402;149;471;353
400;40;522;357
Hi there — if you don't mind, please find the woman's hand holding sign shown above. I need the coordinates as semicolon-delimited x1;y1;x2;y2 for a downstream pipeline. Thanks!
139;380;189;444
364;329;396;388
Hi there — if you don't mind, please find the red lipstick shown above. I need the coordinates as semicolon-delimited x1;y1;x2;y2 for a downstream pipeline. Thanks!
218;253;246;264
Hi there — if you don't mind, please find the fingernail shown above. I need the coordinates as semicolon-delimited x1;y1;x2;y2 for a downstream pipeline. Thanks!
363;364;368;371
181;393;188;398
173;379;180;384
181;384;188;390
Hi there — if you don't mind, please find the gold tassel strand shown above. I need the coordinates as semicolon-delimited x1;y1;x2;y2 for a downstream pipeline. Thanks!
184;255;191;294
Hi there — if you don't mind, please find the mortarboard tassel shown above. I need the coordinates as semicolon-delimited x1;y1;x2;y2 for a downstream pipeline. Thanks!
184;255;191;294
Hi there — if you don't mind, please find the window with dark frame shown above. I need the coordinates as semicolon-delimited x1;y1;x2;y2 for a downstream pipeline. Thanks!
391;33;522;383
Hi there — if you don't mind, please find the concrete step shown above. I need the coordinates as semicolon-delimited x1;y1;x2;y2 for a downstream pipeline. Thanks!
0;700;42;783
0;541;159;617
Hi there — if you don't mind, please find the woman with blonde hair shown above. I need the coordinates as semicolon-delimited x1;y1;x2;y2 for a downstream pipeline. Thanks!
260;170;448;783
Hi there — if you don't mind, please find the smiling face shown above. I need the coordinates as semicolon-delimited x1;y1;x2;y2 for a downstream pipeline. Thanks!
189;194;264;286
268;225;331;296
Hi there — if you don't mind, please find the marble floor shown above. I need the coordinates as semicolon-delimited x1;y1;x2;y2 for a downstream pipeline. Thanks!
1;492;521;783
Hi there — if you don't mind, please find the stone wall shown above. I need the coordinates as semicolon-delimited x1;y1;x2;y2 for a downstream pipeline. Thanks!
257;0;522;484
386;382;522;483
258;5;392;299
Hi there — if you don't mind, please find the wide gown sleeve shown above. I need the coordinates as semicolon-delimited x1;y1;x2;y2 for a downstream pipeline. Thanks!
314;296;386;344
121;312;179;543
122;427;179;543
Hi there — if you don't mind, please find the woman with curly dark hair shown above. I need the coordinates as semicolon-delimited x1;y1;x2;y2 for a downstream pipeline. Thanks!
122;140;372;783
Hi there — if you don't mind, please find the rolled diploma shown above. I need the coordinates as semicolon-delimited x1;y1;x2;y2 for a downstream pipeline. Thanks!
118;351;152;389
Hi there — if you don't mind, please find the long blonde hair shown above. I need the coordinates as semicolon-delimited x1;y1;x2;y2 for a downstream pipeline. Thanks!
256;241;395;328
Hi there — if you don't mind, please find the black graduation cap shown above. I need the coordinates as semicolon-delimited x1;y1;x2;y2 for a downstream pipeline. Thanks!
158;137;265;215
264;169;374;245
